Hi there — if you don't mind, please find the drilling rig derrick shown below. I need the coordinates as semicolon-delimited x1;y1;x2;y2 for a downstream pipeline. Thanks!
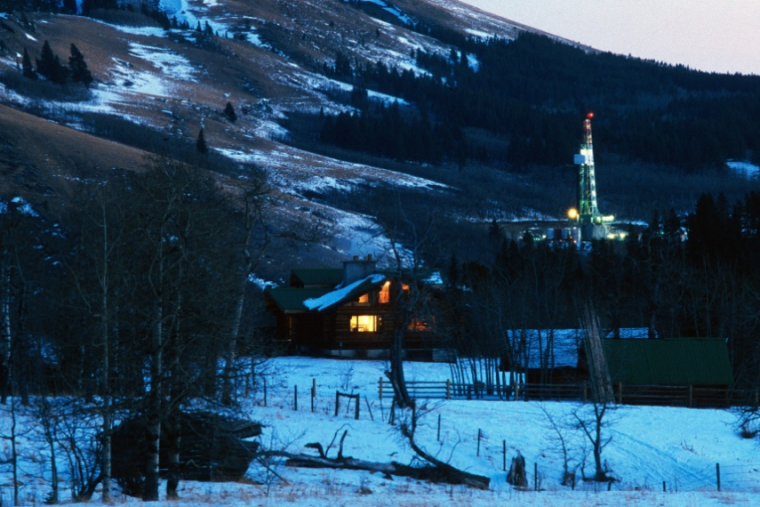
570;113;613;241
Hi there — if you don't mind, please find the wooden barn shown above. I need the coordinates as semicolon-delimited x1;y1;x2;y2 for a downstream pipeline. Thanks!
265;256;447;360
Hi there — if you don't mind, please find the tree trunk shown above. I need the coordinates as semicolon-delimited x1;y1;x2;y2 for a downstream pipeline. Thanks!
221;276;247;405
165;418;181;499
11;396;19;506
0;262;10;404
143;301;163;501
389;323;413;409
100;208;112;503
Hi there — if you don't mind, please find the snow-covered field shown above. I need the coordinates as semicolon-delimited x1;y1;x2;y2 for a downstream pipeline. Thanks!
2;357;758;506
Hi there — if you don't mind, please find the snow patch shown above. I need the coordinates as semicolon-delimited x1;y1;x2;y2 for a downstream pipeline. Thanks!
248;273;277;289
128;43;198;82
727;160;759;179
357;0;415;26
3;197;40;217
246;32;269;48
25;33;37;42
467;53;480;71
466;28;491;39
424;271;443;285
158;0;227;37
109;57;172;97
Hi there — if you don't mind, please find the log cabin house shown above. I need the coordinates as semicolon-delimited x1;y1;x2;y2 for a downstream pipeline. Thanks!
265;256;448;360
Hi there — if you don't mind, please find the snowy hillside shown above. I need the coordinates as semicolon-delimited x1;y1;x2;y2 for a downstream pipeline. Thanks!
2;357;759;507
0;0;501;269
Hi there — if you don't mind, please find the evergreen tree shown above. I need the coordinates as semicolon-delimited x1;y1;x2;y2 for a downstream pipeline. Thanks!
62;0;77;13
22;47;37;80
223;102;236;122
196;128;208;154
69;44;93;89
487;217;502;245
447;252;459;288
36;40;69;85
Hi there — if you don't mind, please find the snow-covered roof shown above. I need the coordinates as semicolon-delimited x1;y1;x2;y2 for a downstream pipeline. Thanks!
303;273;387;312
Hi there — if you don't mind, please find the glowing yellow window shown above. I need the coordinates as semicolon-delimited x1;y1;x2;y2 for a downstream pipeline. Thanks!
379;281;391;304
357;293;369;303
350;315;377;332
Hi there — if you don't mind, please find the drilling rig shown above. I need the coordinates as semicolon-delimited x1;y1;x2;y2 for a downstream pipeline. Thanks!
569;113;614;241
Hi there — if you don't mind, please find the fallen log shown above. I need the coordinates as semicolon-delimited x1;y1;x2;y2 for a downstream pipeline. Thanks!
280;428;490;490
399;423;491;490
284;453;489;489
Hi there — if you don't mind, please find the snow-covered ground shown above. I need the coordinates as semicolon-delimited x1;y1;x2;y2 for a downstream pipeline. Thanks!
2;357;758;507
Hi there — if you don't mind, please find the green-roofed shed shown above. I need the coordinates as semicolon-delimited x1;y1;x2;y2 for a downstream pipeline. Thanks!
602;338;733;386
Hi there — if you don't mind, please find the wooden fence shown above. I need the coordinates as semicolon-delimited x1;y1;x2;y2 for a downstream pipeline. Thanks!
378;378;758;409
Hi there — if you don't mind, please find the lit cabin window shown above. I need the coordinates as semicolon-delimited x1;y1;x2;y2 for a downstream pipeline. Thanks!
379;281;391;303
357;293;369;304
402;283;410;295
350;315;377;332
408;316;434;331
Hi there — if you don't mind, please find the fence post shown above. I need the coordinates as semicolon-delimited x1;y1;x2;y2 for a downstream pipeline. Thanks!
311;378;316;413
364;396;374;421
335;391;340;417
662;481;666;492
688;385;693;408
515;382;520;401
446;379;451;400
534;462;538;491
477;429;481;456
379;377;383;401
618;382;623;404
354;394;360;420
263;377;267;407
502;440;506;471
437;414;441;442
716;463;721;491
294;385;298;411
582;381;587;404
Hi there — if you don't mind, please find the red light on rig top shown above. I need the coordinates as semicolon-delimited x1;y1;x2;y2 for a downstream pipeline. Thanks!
586;112;594;119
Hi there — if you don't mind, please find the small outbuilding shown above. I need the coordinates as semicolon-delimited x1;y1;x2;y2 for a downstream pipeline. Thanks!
601;337;733;407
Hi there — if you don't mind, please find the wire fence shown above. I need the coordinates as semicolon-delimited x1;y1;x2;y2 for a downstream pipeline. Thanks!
245;377;760;493
378;379;758;409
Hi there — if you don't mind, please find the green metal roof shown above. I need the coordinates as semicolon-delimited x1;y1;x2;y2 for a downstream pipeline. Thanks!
265;287;332;312
291;269;344;287
601;338;733;386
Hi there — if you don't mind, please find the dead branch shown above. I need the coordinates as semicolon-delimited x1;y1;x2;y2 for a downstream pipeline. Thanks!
274;430;490;489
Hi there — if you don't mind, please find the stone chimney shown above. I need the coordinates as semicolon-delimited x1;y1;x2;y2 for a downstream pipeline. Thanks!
342;254;377;286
